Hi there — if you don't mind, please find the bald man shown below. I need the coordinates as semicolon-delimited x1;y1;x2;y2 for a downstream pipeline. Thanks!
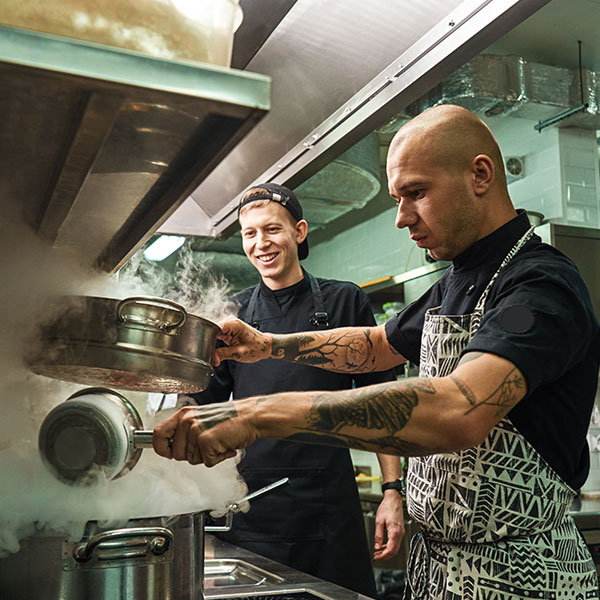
155;105;600;599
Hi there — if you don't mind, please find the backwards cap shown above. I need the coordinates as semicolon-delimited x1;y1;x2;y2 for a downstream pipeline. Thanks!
238;182;308;260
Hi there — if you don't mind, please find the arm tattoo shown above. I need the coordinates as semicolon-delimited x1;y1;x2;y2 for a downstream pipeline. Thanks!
271;329;377;373
288;380;441;456
464;367;525;417
305;380;435;434
450;375;476;406
287;431;442;456
230;330;270;362
192;403;238;431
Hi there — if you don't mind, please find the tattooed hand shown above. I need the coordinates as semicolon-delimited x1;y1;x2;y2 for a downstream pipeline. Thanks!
214;318;272;366
152;402;259;467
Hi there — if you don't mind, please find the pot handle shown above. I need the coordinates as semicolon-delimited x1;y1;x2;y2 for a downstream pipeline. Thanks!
73;526;174;562
205;477;290;533
117;297;187;332
132;430;174;450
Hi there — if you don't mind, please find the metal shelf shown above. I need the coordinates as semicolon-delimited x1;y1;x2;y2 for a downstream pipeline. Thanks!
0;24;270;271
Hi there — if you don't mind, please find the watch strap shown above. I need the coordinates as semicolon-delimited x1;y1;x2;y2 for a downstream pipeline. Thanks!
381;478;405;495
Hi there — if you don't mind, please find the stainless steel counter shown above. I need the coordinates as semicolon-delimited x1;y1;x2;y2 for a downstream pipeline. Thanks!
203;496;600;599
204;535;375;600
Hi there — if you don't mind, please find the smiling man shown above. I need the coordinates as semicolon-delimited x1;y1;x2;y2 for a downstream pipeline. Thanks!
182;183;403;597
156;106;600;599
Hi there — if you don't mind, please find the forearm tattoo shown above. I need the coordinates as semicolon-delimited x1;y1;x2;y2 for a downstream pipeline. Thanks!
450;375;476;406
462;368;525;417
307;380;435;433
192;403;238;431
271;329;376;372
287;431;440;456
288;380;442;456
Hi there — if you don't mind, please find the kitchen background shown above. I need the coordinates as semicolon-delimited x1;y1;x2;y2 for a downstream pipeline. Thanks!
134;0;600;496
2;0;600;596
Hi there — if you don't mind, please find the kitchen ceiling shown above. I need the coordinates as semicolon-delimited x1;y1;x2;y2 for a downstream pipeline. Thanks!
484;0;600;71
153;0;600;296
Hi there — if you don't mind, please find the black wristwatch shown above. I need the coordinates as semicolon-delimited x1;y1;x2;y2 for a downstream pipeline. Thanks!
381;478;405;496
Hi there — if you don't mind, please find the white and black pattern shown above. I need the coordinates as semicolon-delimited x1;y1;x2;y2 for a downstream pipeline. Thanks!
419;313;475;378
405;228;599;600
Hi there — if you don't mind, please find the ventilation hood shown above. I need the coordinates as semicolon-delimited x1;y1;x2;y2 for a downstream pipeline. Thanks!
0;23;270;272
160;0;552;239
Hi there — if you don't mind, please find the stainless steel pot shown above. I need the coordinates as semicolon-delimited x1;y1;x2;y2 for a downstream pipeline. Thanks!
27;296;220;393
0;512;205;600
38;387;155;483
0;480;288;600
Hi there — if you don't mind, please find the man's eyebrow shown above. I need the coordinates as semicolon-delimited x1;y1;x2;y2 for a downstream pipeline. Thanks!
393;180;429;193
241;220;284;230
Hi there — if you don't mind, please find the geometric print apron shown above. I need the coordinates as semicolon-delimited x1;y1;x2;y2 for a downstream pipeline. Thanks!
405;227;599;599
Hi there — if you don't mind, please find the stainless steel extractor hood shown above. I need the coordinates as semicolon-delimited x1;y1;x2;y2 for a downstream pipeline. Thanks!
160;0;551;239
0;24;270;272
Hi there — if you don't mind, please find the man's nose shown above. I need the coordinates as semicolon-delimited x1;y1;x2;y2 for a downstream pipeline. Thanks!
395;200;417;229
256;231;270;247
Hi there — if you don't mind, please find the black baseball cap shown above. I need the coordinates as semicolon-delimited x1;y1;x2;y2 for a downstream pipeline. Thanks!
238;182;309;260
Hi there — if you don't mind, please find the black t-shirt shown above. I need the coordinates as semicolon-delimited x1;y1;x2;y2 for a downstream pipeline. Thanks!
194;273;396;407
189;273;390;597
385;211;600;490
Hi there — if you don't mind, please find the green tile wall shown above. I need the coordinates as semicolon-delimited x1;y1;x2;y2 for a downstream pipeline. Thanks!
304;196;428;286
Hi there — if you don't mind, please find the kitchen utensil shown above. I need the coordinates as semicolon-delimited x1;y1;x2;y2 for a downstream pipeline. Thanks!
38;387;157;483
28;295;220;393
0;479;289;599
0;512;204;600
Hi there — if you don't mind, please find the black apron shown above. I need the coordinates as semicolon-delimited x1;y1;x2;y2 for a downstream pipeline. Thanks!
216;273;377;598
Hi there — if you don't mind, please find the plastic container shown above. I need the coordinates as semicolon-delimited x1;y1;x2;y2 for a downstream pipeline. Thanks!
0;0;243;67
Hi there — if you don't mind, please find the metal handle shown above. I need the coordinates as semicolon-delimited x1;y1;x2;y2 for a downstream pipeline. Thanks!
132;430;154;448
116;296;187;332
205;511;234;533
230;477;290;512
132;430;174;449
73;526;174;562
205;477;290;533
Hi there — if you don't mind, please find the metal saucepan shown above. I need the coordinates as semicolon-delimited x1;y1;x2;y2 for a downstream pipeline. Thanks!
28;296;220;393
0;477;290;600
0;512;205;600
38;387;157;483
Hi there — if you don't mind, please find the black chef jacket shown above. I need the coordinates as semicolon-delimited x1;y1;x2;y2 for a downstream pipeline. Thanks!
190;271;396;598
385;211;600;491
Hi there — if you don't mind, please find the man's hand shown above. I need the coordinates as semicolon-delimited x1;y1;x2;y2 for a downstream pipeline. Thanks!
373;491;404;561
214;319;272;366
152;401;259;467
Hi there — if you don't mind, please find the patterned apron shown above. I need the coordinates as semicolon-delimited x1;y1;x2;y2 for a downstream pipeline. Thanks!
405;227;599;600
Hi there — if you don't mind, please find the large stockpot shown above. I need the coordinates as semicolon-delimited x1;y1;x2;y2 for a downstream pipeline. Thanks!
0;512;205;600
0;480;289;600
27;296;221;393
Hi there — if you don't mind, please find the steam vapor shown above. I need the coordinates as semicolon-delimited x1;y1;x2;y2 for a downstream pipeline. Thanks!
0;217;245;557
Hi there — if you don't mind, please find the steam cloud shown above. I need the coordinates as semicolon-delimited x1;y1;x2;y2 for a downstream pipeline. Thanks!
0;214;245;557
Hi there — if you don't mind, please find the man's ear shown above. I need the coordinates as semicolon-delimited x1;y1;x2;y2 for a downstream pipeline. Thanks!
296;219;308;244
470;154;494;196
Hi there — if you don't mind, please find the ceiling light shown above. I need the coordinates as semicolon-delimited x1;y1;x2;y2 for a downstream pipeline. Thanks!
143;235;186;261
